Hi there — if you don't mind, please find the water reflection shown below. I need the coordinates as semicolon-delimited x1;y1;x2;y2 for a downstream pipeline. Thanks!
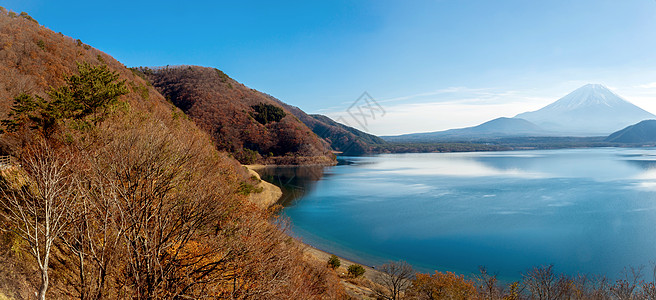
368;150;656;182
275;149;656;281
625;159;656;170
255;165;329;206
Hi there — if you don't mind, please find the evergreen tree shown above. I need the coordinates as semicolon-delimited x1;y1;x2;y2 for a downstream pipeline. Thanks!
2;62;128;136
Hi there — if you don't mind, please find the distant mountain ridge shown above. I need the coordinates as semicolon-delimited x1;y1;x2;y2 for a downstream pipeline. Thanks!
515;84;655;135
383;117;547;142
605;120;656;144
274;101;386;155
384;84;656;143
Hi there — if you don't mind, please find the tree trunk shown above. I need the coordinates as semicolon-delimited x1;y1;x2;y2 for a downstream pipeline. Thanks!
38;270;49;300
78;250;86;300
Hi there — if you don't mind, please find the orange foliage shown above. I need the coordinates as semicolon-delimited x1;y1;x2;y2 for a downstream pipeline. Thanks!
411;271;479;300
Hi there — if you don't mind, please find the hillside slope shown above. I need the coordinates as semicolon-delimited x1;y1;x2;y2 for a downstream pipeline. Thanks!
0;9;343;299
0;8;166;120
276;101;386;155
136;66;335;165
605;119;656;143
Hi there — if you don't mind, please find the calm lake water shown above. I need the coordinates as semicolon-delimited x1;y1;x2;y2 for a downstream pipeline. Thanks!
258;148;656;280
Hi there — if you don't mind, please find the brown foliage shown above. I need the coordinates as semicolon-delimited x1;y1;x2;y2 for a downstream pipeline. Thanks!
409;271;479;300
281;108;386;155
136;66;334;164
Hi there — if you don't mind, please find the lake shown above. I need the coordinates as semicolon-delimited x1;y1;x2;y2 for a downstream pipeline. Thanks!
257;148;656;281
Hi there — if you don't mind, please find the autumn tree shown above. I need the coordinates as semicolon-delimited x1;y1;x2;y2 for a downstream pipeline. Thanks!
372;260;415;300
58;155;126;300
0;141;77;300
610;267;642;300
476;266;503;300
522;265;572;300
90;117;235;298
409;271;479;300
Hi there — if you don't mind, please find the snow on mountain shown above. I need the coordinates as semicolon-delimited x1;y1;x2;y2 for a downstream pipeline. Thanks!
515;84;655;136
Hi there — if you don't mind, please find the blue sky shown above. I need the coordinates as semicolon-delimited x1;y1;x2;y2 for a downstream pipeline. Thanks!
3;0;656;135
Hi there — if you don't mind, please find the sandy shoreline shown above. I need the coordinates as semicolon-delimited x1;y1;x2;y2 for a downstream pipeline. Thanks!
301;242;380;281
244;165;282;208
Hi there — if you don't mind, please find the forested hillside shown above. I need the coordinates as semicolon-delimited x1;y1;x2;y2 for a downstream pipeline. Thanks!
0;9;343;299
135;66;335;165
275;102;386;155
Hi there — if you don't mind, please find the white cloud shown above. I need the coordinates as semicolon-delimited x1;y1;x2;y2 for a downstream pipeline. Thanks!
636;82;656;89
318;87;553;135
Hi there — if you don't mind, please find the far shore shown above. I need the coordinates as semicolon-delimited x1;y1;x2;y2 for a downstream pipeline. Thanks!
244;162;337;169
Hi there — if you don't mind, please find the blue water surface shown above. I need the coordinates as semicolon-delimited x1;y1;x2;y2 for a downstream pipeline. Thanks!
263;148;656;280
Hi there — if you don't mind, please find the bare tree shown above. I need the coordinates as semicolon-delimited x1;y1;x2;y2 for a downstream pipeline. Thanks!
59;166;125;300
522;264;572;300
0;142;76;300
476;266;503;300
636;265;656;300
610;266;643;300
372;260;415;300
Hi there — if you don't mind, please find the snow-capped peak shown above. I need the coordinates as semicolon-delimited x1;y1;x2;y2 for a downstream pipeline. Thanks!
514;84;655;135
545;84;626;110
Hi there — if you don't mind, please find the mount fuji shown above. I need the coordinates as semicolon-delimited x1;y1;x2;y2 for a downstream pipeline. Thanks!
515;84;655;136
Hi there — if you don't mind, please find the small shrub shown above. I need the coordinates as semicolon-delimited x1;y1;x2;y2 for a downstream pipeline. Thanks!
215;68;230;82
36;40;45;50
19;12;37;24
237;182;263;195
250;175;261;183
327;255;341;270
348;264;365;278
235;148;259;165
129;82;149;100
